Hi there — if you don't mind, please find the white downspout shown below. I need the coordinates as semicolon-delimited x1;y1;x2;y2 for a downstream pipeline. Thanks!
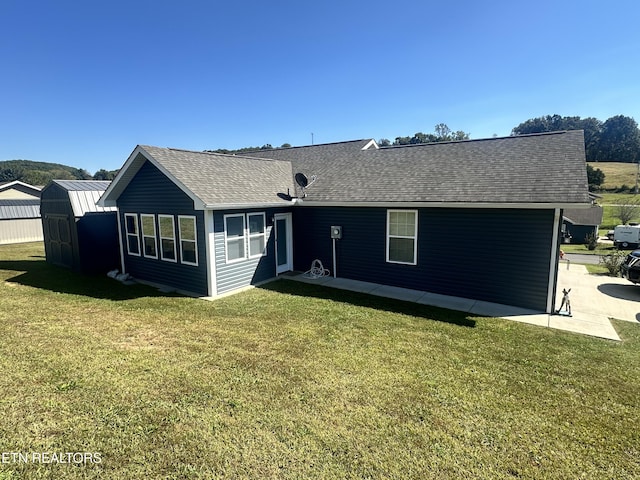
546;208;561;313
116;209;126;274
205;211;217;297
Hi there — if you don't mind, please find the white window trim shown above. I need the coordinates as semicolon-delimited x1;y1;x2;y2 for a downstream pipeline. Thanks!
140;214;158;259
178;215;199;266
124;213;141;257
158;214;177;263
386;209;418;265
224;213;246;264
247;212;267;258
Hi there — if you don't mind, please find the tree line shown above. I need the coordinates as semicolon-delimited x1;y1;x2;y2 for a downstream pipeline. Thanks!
3;114;637;186
378;123;470;146
377;115;639;163
0;160;118;186
511;114;640;163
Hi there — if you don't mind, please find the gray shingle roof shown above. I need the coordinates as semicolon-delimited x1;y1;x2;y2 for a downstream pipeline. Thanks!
563;205;603;226
250;131;589;204
242;139;377;159
102;131;589;209
137;146;296;207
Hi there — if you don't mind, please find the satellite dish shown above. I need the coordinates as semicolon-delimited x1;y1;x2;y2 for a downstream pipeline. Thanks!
277;192;293;201
294;172;317;198
295;173;308;188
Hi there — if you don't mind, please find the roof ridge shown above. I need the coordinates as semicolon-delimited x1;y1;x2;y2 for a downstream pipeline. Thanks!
238;139;373;154
53;179;110;182
145;145;291;163
379;130;578;150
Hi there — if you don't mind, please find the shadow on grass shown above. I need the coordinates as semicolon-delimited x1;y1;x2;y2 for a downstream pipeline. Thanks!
0;259;173;301
259;279;476;328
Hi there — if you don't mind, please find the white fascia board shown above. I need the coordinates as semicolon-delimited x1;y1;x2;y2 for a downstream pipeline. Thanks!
203;201;298;211
361;139;379;150
97;145;206;210
135;146;206;210
295;201;593;209
97;145;146;207
0;180;42;192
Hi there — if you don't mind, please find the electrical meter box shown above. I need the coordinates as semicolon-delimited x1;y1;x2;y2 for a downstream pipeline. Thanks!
330;226;342;239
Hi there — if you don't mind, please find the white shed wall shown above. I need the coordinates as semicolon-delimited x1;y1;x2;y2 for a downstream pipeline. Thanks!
0;219;44;244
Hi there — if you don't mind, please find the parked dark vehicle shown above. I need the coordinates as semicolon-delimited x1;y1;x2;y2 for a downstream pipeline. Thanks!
621;249;640;283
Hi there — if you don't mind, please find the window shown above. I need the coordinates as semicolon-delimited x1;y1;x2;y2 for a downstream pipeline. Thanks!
224;214;246;263
247;213;267;258
386;210;417;265
125;213;140;256
158;215;176;262
140;214;157;258
178;216;198;266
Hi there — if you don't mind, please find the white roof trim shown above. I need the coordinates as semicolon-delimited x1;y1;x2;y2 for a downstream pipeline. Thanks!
361;139;379;150
0;180;42;192
295;200;592;209
203;201;297;211
98;145;206;209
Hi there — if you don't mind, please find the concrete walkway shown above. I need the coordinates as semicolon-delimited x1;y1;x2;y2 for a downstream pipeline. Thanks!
287;264;639;341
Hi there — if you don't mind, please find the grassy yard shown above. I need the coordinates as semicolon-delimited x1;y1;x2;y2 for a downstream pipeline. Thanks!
1;243;639;479
588;162;638;191
586;162;640;231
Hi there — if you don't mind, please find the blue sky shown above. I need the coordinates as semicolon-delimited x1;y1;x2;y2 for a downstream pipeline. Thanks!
1;0;639;174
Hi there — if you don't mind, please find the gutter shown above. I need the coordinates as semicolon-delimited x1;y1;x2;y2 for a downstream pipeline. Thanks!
292;200;593;210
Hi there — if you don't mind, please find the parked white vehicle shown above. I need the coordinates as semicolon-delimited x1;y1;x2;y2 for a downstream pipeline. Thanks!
613;225;640;249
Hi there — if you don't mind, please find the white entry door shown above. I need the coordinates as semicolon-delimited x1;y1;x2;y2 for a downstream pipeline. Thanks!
274;213;293;274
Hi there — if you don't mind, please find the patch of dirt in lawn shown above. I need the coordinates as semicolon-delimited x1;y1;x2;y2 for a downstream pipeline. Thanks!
115;328;170;351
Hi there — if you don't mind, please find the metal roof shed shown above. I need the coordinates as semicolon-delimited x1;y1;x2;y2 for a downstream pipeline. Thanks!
0;199;43;244
40;180;119;273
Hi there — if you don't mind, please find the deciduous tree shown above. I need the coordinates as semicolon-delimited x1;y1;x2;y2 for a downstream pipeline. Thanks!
586;164;605;190
595;115;640;162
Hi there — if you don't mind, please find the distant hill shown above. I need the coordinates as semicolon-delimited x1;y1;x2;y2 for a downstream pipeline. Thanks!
0;160;117;186
587;162;638;192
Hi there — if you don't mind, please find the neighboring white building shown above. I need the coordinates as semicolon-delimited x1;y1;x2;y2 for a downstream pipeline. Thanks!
0;181;43;245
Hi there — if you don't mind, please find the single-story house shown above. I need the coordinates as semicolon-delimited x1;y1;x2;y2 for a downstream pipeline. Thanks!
0;181;43;244
40;180;119;273
562;200;603;244
98;131;590;313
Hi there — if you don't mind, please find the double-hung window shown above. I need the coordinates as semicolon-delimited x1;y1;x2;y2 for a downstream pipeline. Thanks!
125;213;140;256
140;214;157;258
386;210;418;265
224;214;246;263
178;216;198;266
247;213;267;258
158;215;176;262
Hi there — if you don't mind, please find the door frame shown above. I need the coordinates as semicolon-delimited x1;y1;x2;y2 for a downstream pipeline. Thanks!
274;213;293;274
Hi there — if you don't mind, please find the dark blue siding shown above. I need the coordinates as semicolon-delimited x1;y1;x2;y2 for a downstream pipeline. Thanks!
293;207;555;311
118;161;208;295
562;221;596;245
77;213;119;273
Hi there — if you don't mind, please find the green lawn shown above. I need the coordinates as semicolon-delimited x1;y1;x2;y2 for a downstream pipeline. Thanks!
597;192;640;232
1;243;639;479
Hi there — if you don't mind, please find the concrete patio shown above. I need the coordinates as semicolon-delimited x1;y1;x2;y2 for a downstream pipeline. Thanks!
286;262;640;341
